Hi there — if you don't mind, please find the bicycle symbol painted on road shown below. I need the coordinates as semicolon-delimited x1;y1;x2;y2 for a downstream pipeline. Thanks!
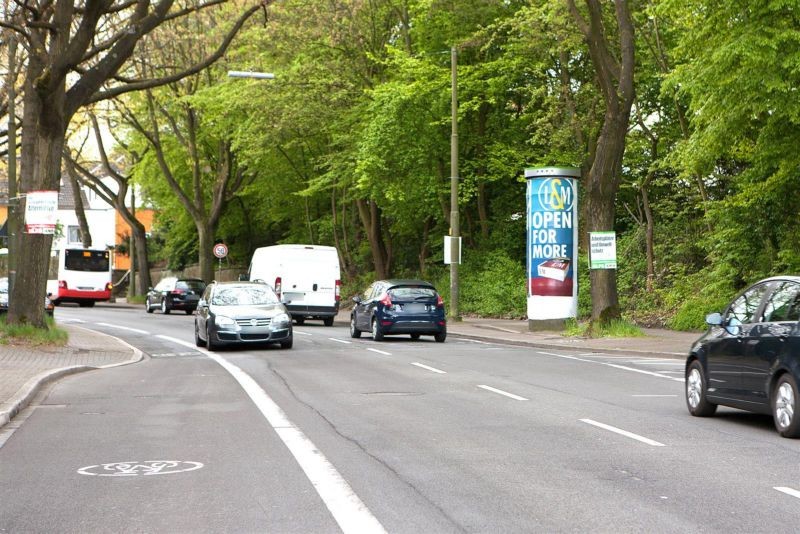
77;460;204;477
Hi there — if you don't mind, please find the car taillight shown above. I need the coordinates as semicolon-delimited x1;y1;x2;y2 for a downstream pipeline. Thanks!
379;293;392;307
171;289;186;295
59;280;68;289
274;277;282;300
436;295;444;308
335;280;341;302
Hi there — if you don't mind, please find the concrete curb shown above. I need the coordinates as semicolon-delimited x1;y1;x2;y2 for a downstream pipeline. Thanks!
0;326;144;431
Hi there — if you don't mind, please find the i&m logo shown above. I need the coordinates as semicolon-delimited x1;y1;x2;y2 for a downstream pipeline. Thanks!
537;178;574;212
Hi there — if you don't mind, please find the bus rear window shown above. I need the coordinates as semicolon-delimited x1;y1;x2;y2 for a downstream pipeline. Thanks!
64;250;110;272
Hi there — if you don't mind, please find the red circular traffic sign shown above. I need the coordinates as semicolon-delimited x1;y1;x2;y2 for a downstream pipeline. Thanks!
213;243;228;259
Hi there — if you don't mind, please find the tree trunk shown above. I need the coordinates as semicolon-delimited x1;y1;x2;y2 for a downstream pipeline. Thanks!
567;0;635;325
356;199;387;278
419;216;433;276
65;158;92;247
197;223;216;283
642;184;655;292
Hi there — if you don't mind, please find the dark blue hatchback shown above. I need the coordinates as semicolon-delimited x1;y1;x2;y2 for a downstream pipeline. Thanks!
350;279;446;342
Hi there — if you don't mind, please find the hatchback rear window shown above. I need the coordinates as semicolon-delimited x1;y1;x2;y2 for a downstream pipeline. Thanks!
389;287;437;300
177;280;206;292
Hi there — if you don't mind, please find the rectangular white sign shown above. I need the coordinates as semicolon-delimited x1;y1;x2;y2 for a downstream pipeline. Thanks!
24;190;59;234
589;231;617;269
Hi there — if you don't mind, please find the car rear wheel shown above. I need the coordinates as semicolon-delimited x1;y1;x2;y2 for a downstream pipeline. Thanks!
324;317;334;327
145;298;154;313
773;374;800;438
161;299;170;314
194;322;206;347
434;330;446;343
185;309;193;315
686;360;717;417
410;334;421;340
295;317;305;325
372;318;384;341
350;315;361;338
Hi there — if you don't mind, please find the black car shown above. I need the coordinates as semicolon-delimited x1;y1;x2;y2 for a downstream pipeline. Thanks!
686;276;800;437
350;279;446;342
146;277;206;315
194;281;293;350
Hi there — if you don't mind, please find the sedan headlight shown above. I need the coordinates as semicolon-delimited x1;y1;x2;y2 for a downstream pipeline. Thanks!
215;315;237;327
273;312;291;326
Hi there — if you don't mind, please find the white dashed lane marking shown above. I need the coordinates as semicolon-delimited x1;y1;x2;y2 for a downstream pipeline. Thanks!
411;362;446;374
477;385;529;401
580;419;665;447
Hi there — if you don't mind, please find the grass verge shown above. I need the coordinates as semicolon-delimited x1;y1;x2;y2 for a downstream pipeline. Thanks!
0;314;69;346
564;318;644;338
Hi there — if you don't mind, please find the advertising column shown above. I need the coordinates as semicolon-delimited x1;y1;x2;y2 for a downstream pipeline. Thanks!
525;167;579;330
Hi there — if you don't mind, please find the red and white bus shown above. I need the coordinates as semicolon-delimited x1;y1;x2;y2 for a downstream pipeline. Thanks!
47;248;113;307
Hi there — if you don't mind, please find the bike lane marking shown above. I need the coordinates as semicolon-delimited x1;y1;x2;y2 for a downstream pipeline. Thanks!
158;335;386;534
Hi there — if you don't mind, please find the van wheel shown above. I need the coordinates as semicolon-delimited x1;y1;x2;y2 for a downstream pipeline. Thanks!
372;319;384;341
295;317;305;325
324;317;334;327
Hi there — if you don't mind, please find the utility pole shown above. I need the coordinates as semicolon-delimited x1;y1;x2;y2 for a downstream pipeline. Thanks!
449;46;460;321
6;33;19;294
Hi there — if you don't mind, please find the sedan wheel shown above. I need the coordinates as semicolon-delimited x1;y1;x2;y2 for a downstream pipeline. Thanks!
372;319;384;341
206;324;219;351
161;299;170;314
350;315;361;338
194;322;206;347
773;375;800;438
686;360;717;417
145;297;154;314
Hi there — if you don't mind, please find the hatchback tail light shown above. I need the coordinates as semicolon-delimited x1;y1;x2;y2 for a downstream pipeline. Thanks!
379;293;392;307
335;280;341;302
436;295;444;308
59;280;68;289
274;277;282;300
171;289;186;295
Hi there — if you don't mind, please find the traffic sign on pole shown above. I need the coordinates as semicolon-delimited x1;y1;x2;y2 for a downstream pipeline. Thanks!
213;243;228;259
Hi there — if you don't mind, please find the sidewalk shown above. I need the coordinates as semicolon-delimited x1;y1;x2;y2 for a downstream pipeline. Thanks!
0;304;698;431
0;323;142;429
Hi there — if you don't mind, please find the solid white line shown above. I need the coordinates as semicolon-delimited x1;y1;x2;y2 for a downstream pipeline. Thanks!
632;394;678;398
367;348;391;356
329;338;351;344
411;362;446;374
96;322;149;335
539;352;684;382
158;335;386;534
580;419;665;447
458;339;492;345
477;385;529;401
775;487;800;499
59;318;86;324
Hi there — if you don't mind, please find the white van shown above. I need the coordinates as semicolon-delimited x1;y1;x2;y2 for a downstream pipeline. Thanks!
248;244;341;326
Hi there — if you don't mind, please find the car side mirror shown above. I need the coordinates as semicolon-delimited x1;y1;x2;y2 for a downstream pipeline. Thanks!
352;296;362;304
705;312;723;326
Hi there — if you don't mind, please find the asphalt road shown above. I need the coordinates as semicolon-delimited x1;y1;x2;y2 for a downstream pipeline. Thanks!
1;304;799;533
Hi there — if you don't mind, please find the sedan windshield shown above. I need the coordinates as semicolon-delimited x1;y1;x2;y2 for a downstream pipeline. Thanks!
212;286;279;306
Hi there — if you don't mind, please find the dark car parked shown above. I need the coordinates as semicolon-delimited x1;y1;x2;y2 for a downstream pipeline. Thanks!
350;279;446;342
146;277;206;315
194;281;293;350
686;275;800;438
